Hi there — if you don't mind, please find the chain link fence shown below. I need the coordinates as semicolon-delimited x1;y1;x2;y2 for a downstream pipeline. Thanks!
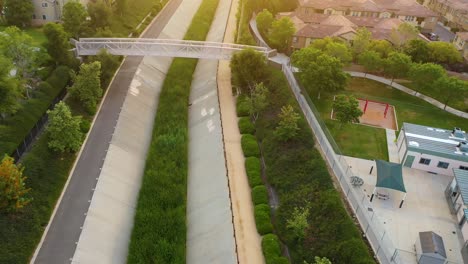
280;63;460;264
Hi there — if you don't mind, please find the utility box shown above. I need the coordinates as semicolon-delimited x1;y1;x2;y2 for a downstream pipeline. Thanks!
415;231;447;264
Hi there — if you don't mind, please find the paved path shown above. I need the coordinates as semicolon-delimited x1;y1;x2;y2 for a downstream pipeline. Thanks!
347;71;468;119
186;0;237;262
385;129;400;163
31;1;184;263
434;22;455;42
217;0;264;263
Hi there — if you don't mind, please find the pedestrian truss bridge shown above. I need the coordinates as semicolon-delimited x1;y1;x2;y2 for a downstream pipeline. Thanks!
73;38;273;60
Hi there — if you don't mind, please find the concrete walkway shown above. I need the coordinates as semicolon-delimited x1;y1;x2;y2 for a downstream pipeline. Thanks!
186;0;237;262
217;0;265;263
69;0;203;263
385;129;400;163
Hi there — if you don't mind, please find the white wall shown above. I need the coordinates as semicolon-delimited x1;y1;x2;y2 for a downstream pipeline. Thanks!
405;151;468;176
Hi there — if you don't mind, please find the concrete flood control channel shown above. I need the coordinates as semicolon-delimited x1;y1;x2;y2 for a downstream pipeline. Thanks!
186;0;237;262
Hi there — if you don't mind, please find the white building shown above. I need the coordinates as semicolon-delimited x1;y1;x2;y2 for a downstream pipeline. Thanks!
32;0;89;24
397;123;468;176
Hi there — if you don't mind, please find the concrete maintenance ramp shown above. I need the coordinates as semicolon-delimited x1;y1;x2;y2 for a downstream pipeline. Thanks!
71;0;204;263
186;0;237;262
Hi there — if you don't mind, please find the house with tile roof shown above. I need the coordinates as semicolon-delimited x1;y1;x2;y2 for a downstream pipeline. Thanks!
453;32;468;60
32;0;90;24
423;0;468;31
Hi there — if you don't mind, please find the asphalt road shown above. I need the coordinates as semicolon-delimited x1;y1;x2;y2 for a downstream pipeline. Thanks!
434;23;455;42
33;1;182;263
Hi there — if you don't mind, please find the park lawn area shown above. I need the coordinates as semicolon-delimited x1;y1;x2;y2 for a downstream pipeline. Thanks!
310;77;468;161
0;26;47;47
396;80;468;113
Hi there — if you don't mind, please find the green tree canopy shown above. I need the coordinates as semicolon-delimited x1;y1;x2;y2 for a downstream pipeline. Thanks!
352;27;372;59
247;82;269;122
69;61;103;113
4;0;33;27
115;0;127;16
0;57;21;116
275;105;300;141
383;52;412;82
313;257;332;264
230;49;268;93
390;22;420;47
0;155;31;212
333;95;363;127
256;9;274;37
90;49;121;86
325;41;352;64
409;63;446;91
292;47;349;98
88;0;111;29
63;0;88;39
369;39;395;58
428;41;463;64
46;101;83;153
358;50;383;74
287;205;310;240
404;39;430;63
43;23;74;67
269;17;295;52
434;77;468;109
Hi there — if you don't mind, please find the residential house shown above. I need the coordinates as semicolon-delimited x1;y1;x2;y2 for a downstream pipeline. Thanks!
396;123;468;176
422;0;468;31
297;0;438;32
32;0;90;24
453;31;468;60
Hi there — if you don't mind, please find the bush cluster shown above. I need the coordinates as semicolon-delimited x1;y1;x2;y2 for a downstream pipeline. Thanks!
241;134;260;157
254;204;273;235
0;66;71;155
262;234;289;264
245;157;262;187
238;116;255;134
236;95;250;117
252;185;269;205
127;0;220;263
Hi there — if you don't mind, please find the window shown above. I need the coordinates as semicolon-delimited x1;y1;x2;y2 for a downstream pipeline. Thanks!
405;16;415;21
437;161;449;169
351;11;360;17
292;37;298;43
460;166;468;171
41;3;48;7
419;158;431;165
42;15;46;20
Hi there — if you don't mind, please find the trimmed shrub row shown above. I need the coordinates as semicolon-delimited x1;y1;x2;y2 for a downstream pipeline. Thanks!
254;204;273;235
0;66;71;155
126;0;220;263
238;116;255;134
245;156;262;187
241;134;260;157
236;95;250;117
252;185;268;205
262;234;289;264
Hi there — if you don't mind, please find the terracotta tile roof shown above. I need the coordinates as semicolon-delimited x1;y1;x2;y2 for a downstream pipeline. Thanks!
456;32;468;41
295;24;346;38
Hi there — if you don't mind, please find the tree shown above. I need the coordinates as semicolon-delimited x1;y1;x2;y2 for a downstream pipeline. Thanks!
46;101;83;153
390;22;420;47
358;50;383;75
247;82;269;122
369;39;394;58
0;155;31;212
0;26;38;97
352;27;372;59
292;47;349;98
434;77;468;109
314;257;332;264
88;1;111;29
69;61;103;113
43;23;74;67
404;39;430;63
230;49;268;93
409;63;446;91
428;42;463;64
383;52;412;84
4;0;34;27
0;57;21;117
325;42;352;64
115;0;127;16
269;17;295;52
275;105;300;141
333;95;363;128
62;0;88;39
256;9;274;37
89;49;121;86
286;205;310;239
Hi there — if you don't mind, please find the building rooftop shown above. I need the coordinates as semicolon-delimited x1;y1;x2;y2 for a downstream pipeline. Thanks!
402;123;468;162
454;169;468;204
456;32;468;41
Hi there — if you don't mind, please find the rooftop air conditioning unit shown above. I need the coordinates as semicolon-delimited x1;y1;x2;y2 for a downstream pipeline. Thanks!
453;127;466;140
459;142;468;153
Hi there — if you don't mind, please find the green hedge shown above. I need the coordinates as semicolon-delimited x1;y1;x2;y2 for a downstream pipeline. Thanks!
241;134;260;157
0;66;71;155
254;204;273;235
126;0;220;262
252;185;269;205
262;234;290;264
245;157;262;187
236;95;250;117
238;116;255;134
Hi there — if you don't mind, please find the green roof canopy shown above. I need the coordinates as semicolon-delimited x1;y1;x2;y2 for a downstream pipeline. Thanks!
375;160;406;193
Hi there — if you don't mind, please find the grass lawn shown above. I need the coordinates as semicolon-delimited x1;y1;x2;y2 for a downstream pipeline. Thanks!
0;26;47;47
309;77;468;161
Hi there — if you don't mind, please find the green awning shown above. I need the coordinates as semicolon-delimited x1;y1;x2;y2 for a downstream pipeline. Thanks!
376;160;406;193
